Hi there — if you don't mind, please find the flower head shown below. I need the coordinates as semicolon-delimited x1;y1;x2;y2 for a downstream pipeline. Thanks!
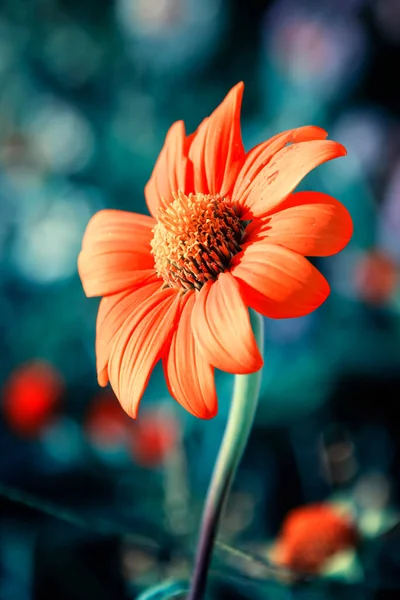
3;361;64;437
271;504;358;574
355;249;398;305
78;83;352;419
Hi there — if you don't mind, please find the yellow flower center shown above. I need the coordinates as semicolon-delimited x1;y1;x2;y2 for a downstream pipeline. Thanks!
151;192;245;291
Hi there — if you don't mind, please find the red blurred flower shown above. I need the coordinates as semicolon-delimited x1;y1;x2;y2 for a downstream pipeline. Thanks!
271;504;358;574
130;409;179;467
85;393;131;447
3;361;64;437
355;250;398;305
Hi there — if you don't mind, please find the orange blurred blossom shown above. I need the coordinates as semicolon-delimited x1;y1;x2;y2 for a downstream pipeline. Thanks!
78;82;353;420
356;249;398;305
85;393;131;447
3;361;64;437
271;503;358;574
130;409;179;467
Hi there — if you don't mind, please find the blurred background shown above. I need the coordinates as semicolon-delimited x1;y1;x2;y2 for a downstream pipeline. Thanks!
1;0;400;599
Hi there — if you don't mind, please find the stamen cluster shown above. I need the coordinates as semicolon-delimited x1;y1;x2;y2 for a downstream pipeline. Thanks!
151;192;245;290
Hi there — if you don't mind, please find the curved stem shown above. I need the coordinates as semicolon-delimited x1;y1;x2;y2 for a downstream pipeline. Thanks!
187;309;264;600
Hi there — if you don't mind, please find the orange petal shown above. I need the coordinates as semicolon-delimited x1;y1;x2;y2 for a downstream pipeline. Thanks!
96;279;161;387
231;243;330;318
188;82;246;197
78;210;156;297
163;292;217;419
237;139;346;219
191;272;263;374
233;126;328;207
144;120;192;218
108;288;181;418
248;191;353;257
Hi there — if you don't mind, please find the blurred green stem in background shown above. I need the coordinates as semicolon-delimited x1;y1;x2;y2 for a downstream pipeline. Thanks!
188;309;264;600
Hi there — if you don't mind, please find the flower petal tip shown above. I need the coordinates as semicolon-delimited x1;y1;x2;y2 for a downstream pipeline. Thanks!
336;142;347;157
241;353;264;375
294;126;329;141
255;355;264;373
234;80;245;93
199;405;219;420
205;411;218;420
119;396;140;420
225;81;245;113
97;369;109;387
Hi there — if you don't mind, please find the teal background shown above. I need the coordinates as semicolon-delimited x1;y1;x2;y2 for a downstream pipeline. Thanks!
1;0;400;598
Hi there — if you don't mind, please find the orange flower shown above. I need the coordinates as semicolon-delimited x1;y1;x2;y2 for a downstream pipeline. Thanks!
271;504;358;574
355;249;398;305
130;409;179;467
85;393;131;447
3;361;64;437
78;83;352;419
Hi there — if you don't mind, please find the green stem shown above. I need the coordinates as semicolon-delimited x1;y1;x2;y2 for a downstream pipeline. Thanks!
187;309;264;600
